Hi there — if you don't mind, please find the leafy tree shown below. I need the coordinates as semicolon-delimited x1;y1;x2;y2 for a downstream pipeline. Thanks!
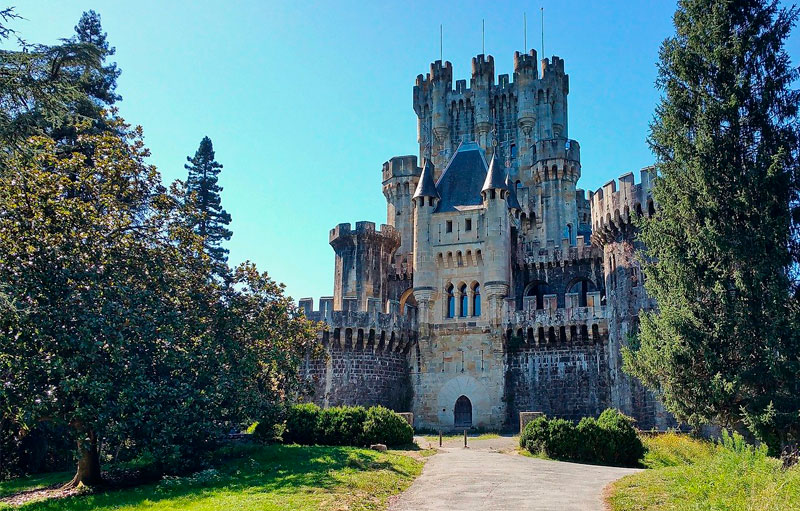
184;136;232;274
624;0;800;452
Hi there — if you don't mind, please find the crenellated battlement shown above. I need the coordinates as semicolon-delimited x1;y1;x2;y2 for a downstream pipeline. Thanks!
413;53;568;102
329;221;401;247
513;49;539;76
381;155;421;183
518;235;601;267
298;297;417;353
533;138;580;164
590;167;656;243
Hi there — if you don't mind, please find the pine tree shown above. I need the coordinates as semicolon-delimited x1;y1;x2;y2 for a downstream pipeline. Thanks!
624;0;800;452
73;10;120;108
185;136;232;274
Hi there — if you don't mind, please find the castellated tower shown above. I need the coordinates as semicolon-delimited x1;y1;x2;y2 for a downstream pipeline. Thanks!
330;221;400;312
590;169;671;430
382;155;421;276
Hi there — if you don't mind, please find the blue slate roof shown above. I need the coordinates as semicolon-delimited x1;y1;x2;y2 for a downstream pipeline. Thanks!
434;142;489;213
412;158;439;199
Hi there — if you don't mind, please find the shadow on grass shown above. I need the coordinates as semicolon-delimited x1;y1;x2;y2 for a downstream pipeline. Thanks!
17;444;401;511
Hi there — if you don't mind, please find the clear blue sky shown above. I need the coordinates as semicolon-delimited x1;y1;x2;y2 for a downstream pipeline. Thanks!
11;1;799;303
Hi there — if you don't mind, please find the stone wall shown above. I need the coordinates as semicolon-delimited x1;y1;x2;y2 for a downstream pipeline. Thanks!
505;342;610;427
304;348;412;412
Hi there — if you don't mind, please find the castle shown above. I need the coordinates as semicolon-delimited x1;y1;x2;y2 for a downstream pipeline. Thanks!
300;50;673;431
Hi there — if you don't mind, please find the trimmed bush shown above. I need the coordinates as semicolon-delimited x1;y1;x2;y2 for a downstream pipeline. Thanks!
597;408;645;466
544;418;580;460
363;406;413;447
519;408;645;467
520;415;549;454
318;406;367;446
283;403;321;445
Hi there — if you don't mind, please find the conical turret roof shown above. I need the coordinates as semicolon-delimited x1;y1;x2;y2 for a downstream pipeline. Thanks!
482;152;508;193
412;158;439;199
506;174;522;210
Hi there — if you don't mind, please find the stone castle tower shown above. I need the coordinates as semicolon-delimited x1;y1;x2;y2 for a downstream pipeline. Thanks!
300;50;674;431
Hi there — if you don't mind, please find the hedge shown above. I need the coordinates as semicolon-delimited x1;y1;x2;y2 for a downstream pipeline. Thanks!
271;404;413;448
519;408;645;467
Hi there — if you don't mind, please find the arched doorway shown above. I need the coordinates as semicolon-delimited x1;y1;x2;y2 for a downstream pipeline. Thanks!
454;395;472;428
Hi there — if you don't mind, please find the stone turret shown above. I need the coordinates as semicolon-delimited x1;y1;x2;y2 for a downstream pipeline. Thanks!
382;155;421;275
411;159;439;330
330;222;400;312
471;54;495;155
481;154;512;323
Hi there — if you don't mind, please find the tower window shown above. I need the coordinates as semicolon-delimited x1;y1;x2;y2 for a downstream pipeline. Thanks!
473;283;481;316
446;220;453;233
459;284;468;317
465;218;472;231
446;284;455;318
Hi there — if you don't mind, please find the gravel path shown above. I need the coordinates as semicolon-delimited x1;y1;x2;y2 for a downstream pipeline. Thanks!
390;436;640;511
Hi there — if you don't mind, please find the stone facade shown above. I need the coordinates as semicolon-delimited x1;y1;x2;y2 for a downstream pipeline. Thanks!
300;50;675;432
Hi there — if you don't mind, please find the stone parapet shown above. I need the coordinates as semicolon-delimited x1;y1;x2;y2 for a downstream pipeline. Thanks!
329;221;400;247
519;236;601;267
590;167;655;244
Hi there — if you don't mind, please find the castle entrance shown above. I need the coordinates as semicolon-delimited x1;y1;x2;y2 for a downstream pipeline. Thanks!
454;395;472;428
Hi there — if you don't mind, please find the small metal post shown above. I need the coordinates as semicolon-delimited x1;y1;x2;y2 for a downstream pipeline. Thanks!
439;430;442;447
464;428;467;447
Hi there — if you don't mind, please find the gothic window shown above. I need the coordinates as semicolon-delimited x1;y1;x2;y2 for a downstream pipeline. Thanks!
446;284;455;318
473;283;481;316
459;284;468;317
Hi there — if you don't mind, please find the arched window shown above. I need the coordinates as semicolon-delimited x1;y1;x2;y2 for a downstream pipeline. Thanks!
472;283;481;316
525;281;550;310
459;284;468;317
446;284;455;318
567;278;597;307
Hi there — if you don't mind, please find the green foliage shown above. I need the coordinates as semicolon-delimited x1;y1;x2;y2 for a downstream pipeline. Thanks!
608;431;800;510
519;410;645;467
519;416;548;454
283;404;322;445
597;409;647;466
318;406;367;446
362;406;414;447
625;0;800;452
184;137;232;275
278;405;412;448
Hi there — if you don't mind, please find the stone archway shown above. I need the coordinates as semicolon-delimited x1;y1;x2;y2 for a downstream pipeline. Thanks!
454;395;472;428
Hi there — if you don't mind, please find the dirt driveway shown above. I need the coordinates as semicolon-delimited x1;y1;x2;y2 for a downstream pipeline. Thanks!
390;436;639;511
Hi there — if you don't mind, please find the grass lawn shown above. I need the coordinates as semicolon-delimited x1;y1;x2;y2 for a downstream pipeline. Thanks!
0;444;423;511
606;432;800;510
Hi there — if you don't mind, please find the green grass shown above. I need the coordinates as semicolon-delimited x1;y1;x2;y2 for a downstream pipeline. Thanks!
421;432;501;443
607;432;800;510
1;444;423;511
0;472;72;499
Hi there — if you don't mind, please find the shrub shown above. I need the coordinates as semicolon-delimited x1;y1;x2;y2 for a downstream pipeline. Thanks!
282;403;321;445
543;418;580;460
520;416;549;454
519;408;646;467
318;406;367;446
363;406;413;447
597;408;645;466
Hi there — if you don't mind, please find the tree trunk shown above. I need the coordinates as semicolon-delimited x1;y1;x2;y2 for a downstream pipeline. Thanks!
64;430;102;488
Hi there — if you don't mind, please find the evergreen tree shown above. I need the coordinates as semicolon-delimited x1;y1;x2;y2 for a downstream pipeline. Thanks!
624;0;800;452
184;136;232;273
72;10;121;107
